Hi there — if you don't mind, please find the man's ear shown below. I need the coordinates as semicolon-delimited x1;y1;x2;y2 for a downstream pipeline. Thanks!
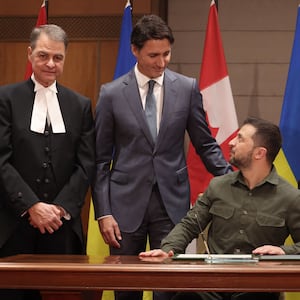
254;146;267;160
131;44;138;58
27;46;33;62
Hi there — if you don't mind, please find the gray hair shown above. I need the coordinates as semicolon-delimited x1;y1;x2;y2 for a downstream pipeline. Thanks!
30;24;68;50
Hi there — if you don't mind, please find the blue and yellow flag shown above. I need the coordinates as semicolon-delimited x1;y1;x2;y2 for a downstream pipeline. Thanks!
275;6;300;300
274;5;300;189
113;0;136;79
276;5;300;188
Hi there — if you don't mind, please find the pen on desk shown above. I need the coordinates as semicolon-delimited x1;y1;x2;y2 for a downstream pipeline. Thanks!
195;213;211;256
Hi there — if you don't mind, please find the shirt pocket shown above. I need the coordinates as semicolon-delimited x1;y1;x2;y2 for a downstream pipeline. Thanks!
256;213;285;227
255;213;286;244
209;204;235;240
209;204;235;220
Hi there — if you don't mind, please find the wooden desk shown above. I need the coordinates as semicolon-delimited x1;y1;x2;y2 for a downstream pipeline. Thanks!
0;254;300;299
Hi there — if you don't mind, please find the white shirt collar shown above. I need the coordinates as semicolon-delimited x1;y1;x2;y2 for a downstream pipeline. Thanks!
134;64;164;88
31;74;57;93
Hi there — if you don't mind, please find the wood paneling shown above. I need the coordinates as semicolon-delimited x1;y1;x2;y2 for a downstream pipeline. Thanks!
99;41;119;86
59;41;99;109
0;42;28;84
0;0;151;16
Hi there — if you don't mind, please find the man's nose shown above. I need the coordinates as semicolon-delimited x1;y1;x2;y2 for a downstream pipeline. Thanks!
46;58;55;67
229;136;237;147
157;56;166;67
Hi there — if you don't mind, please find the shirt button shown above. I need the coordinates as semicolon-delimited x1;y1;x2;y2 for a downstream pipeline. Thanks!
42;162;48;168
239;229;244;234
243;210;248;215
43;193;48;199
248;192;252;196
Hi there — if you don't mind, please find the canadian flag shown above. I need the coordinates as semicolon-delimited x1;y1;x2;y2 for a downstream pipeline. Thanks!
187;0;238;205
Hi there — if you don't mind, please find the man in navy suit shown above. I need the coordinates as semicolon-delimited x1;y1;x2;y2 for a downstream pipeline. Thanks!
0;24;95;300
92;14;231;300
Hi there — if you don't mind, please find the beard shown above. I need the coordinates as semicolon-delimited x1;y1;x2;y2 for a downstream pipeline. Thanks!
229;150;253;169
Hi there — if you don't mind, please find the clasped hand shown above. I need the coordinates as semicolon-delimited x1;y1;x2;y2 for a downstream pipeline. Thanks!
28;202;63;234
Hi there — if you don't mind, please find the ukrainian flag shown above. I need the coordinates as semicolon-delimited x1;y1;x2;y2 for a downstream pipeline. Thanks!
274;5;300;300
276;5;300;188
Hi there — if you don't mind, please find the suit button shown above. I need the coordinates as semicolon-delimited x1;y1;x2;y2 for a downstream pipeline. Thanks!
43;193;49;199
17;192;23;198
44;147;50;153
44;130;49;136
42;162;48;168
36;178;41;184
44;178;50;184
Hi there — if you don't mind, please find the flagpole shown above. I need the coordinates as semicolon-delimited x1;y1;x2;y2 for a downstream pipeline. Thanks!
45;0;49;22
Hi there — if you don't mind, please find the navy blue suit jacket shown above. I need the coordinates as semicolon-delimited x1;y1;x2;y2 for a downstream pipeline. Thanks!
92;68;231;232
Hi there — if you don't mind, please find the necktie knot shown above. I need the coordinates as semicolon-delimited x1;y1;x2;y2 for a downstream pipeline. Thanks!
148;80;155;93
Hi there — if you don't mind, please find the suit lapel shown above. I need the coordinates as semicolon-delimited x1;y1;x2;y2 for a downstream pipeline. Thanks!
123;71;155;147
155;70;178;150
50;85;70;153
55;84;69;130
122;69;179;149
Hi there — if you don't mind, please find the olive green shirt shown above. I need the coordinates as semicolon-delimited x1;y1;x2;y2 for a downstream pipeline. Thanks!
161;166;300;255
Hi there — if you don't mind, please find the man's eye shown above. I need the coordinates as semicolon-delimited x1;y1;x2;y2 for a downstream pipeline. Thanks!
53;56;64;62
38;53;47;60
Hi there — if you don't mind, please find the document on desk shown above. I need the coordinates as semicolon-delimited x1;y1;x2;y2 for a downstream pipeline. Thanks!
173;254;259;263
173;254;300;263
258;255;300;261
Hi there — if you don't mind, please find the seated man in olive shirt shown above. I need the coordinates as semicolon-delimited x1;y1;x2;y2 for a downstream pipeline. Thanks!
140;117;300;300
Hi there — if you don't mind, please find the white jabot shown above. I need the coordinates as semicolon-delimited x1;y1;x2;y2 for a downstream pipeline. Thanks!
30;75;66;134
